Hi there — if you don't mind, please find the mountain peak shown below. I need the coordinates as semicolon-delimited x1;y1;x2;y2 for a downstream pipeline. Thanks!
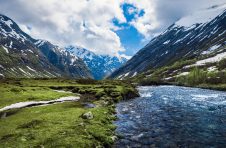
34;39;48;47
65;45;128;80
109;4;226;79
65;45;96;59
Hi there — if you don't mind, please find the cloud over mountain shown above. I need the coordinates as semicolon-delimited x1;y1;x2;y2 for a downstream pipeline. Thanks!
0;0;224;56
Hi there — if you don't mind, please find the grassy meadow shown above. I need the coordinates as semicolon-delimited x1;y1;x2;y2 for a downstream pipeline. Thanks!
0;78;139;147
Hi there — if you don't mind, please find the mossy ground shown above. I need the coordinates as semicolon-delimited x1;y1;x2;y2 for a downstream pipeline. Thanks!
0;78;139;147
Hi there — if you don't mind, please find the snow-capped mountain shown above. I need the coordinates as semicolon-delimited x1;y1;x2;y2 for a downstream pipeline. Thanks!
110;4;226;79
0;14;92;78
65;46;129;80
35;40;92;78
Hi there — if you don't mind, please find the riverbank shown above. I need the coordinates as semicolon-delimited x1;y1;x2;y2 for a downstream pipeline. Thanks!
137;78;226;92
129;57;226;92
0;78;139;147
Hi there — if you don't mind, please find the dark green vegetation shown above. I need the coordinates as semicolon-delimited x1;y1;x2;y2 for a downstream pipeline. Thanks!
132;53;226;91
0;79;139;147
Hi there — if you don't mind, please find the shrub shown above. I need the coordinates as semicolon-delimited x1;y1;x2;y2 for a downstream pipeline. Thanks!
72;87;80;93
187;67;207;85
138;76;163;86
218;58;226;70
177;67;207;85
10;88;21;93
95;91;106;98
76;79;98;84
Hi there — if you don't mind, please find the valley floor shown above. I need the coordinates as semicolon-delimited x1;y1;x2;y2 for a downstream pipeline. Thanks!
0;78;138;147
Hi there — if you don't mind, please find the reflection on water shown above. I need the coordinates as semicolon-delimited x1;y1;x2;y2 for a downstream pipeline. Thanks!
115;86;226;147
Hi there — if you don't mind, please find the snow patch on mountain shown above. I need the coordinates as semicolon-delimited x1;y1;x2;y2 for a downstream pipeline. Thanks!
175;4;226;27
2;46;9;53
70;56;78;65
196;52;226;66
0;73;4;77
9;41;13;48
4;19;13;27
65;46;128;80
120;54;132;60
26;66;36;72
201;45;221;55
131;72;137;77
0;15;28;42
208;66;218;72
34;40;46;47
0;64;4;69
163;40;170;45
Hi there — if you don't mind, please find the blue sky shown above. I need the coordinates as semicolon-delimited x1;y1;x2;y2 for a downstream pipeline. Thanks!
116;25;145;56
114;3;147;56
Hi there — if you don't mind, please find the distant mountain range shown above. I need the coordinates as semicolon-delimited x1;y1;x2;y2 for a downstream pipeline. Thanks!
0;14;129;79
109;4;226;80
65;46;128;80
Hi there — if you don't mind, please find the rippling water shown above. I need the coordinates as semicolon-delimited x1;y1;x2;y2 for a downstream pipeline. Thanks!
114;86;226;147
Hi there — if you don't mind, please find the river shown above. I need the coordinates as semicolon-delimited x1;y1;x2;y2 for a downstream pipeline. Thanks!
115;86;226;147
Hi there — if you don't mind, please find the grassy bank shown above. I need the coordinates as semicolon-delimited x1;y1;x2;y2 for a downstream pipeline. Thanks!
131;56;226;92
0;78;139;147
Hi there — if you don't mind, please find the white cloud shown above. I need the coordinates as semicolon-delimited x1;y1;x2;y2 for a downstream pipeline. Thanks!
124;0;159;39
0;0;225;56
124;0;226;39
0;0;126;56
120;54;132;60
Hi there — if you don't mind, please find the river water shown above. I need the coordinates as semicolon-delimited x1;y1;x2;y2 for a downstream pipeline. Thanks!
115;86;226;147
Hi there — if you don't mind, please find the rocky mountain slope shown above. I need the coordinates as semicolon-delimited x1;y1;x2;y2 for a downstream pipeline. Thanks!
0;14;92;78
66;46;128;80
110;4;226;80
35;40;92;78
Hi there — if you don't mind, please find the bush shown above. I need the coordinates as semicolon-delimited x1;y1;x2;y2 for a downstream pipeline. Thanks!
187;67;207;85
176;67;207;85
109;92;121;97
76;79;98;84
95;91;106;98
206;71;226;84
10;88;21;93
218;58;226;70
138;76;164;86
72;87;80;93
104;88;114;95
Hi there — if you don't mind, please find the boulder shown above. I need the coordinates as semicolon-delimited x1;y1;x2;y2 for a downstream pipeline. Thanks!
111;136;118;142
82;111;94;120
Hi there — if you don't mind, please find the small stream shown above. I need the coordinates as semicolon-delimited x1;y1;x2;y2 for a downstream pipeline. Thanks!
115;86;226;147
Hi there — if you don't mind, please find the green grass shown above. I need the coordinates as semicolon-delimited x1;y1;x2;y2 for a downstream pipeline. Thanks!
197;84;226;91
0;84;75;108
132;55;226;92
0;102;115;147
0;78;139;147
